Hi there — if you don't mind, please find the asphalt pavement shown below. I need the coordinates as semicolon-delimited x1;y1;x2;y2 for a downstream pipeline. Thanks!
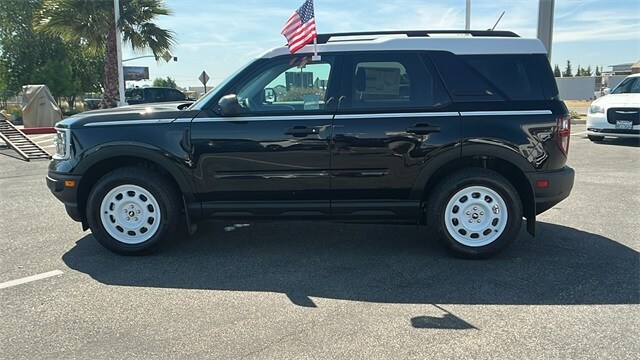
0;124;638;359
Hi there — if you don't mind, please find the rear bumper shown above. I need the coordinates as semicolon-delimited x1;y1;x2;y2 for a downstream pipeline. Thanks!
526;166;575;215
46;173;83;222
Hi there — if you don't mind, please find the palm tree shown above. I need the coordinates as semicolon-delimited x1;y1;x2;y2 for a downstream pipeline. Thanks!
36;0;174;108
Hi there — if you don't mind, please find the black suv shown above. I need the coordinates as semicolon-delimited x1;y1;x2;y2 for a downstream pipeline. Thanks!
125;87;190;105
47;30;574;258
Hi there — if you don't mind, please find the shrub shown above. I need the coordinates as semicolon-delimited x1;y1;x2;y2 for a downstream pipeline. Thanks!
569;110;580;119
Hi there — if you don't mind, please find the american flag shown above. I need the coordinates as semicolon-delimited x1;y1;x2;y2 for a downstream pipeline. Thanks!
281;0;317;54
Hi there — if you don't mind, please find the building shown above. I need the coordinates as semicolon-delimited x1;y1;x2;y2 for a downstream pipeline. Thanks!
609;63;634;75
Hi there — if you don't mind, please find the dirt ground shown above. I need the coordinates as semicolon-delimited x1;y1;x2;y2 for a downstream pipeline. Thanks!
564;99;592;116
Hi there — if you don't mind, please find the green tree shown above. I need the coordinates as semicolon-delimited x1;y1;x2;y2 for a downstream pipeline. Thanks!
563;60;573;77
152;76;177;88
0;0;46;96
584;65;592;76
37;0;175;108
595;66;601;76
553;64;561;77
575;65;582;77
0;0;103;105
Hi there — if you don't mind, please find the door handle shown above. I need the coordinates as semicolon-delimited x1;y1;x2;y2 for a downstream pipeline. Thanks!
406;124;441;135
285;126;318;137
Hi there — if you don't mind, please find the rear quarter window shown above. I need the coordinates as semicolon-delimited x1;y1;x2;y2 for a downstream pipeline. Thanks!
429;52;546;102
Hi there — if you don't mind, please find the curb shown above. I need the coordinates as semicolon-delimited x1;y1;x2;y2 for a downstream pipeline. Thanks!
20;127;56;135
571;119;586;125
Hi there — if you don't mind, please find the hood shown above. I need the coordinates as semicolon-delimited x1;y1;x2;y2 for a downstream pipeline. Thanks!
56;101;196;129
592;93;640;108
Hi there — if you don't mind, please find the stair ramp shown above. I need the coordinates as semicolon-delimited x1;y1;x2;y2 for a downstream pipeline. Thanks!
0;119;52;161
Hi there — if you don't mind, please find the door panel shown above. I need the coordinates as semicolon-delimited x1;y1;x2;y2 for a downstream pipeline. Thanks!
191;115;332;214
330;52;460;219
190;55;339;218
331;112;460;216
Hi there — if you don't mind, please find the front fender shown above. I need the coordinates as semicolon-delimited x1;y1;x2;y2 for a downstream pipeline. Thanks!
74;142;196;202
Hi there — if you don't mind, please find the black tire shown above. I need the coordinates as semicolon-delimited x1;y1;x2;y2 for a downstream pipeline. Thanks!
426;168;523;259
86;166;181;255
588;135;604;142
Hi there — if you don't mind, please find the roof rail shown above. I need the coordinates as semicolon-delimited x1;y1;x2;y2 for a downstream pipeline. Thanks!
316;30;519;44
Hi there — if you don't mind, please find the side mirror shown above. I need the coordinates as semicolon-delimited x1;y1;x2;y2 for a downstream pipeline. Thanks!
264;88;276;104
602;88;611;95
218;94;240;116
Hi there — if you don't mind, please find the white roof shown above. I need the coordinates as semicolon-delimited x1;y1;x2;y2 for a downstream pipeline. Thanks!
260;36;547;58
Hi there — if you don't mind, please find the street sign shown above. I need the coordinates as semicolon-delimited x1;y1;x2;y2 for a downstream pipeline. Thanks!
162;51;173;63
199;71;210;93
198;71;210;85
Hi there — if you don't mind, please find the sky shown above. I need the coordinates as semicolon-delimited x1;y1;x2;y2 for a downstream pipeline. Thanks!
122;0;640;89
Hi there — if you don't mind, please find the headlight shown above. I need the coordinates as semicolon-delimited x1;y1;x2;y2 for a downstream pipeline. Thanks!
589;105;604;114
52;128;70;160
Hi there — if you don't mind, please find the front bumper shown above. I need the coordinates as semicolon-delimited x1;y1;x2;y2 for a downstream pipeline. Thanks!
46;172;83;222
587;113;640;139
526;166;575;215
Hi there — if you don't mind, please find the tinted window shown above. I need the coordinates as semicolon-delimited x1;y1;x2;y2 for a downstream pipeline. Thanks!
147;88;165;102
347;52;448;110
168;89;186;101
430;52;545;102
126;88;143;100
462;55;544;101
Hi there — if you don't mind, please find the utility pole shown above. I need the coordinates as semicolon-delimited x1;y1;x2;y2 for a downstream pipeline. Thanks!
465;0;471;30
537;0;555;60
114;0;125;106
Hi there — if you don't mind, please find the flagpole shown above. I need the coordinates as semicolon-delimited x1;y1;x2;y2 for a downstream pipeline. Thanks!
311;0;320;61
312;37;320;61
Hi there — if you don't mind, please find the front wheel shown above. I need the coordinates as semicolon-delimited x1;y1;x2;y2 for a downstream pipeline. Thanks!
86;167;181;255
426;169;523;259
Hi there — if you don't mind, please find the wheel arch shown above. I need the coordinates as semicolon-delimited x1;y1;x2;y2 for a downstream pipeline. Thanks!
74;146;195;224
412;150;536;235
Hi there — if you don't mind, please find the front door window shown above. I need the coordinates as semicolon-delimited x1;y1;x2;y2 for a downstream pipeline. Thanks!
236;56;334;113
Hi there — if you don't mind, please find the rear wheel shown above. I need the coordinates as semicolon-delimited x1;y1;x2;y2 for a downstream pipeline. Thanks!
588;135;604;142
86;166;181;255
426;169;522;259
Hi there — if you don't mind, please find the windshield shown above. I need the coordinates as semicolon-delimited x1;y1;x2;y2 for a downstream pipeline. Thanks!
189;59;257;110
611;77;640;94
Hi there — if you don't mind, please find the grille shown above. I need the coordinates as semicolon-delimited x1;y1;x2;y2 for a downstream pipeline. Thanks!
607;107;640;125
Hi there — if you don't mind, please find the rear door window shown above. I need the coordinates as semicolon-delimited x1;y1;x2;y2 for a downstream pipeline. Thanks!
344;52;449;110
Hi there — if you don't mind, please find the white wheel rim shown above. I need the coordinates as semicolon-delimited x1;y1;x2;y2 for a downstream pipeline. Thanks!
444;185;508;247
99;185;161;245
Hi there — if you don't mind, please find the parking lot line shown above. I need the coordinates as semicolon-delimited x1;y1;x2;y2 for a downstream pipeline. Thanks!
0;270;63;290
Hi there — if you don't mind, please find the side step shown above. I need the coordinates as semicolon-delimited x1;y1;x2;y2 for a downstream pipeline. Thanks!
0;119;52;161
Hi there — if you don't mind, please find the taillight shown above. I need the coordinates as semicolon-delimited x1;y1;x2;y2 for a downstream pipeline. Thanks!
556;115;571;156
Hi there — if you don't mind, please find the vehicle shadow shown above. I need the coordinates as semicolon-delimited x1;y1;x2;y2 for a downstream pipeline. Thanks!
62;221;639;307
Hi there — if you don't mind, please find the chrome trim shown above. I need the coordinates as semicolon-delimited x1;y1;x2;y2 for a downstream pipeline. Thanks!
194;115;333;123
83;119;174;127
331;169;389;177
335;112;459;120
215;171;331;180
460;110;553;116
